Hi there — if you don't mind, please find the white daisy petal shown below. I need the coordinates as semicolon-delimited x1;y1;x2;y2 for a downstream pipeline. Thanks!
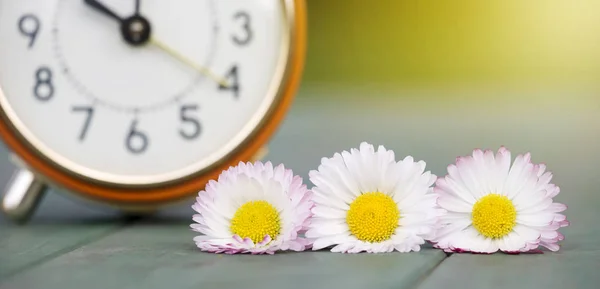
432;147;569;254
311;235;353;251
190;161;313;254
435;176;476;204
455;156;486;199
308;142;439;253
437;194;472;213
311;205;346;219
496;232;527;252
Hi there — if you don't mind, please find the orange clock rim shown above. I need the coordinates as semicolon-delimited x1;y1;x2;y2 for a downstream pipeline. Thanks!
0;0;307;206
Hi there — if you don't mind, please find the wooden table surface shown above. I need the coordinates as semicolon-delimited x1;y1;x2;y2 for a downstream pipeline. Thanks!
1;86;599;289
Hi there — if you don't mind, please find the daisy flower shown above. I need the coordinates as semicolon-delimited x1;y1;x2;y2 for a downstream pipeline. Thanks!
305;142;442;253
431;147;569;253
190;161;313;254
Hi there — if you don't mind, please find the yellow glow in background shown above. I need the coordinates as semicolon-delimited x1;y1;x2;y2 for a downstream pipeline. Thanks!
303;0;600;90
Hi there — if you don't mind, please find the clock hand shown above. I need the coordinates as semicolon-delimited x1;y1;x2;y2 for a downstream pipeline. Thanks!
83;0;124;23
84;0;150;46
84;0;226;85
149;36;229;87
134;0;141;15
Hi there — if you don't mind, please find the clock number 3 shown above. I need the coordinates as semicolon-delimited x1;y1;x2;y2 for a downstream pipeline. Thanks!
126;120;149;154
232;11;252;46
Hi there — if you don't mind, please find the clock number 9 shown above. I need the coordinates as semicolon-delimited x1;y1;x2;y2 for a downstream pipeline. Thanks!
18;14;40;48
232;11;252;46
126;120;149;154
179;105;201;140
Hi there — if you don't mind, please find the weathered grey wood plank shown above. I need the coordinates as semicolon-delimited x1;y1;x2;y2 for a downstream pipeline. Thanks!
0;144;132;280
416;252;600;289
0;221;125;280
0;221;447;289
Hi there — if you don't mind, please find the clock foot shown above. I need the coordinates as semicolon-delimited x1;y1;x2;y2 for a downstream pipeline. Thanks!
250;146;269;162
1;168;47;224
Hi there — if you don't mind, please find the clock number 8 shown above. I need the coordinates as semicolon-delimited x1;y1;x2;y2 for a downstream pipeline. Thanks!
33;67;54;101
126;120;149;154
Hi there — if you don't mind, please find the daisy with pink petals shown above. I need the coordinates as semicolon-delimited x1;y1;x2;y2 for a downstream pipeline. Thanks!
191;161;313;254
430;147;569;253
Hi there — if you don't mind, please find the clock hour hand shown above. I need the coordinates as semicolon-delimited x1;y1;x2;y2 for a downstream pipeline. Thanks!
83;0;124;23
84;0;150;46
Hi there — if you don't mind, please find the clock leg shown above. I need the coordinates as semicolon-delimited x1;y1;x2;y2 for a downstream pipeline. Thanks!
1;168;47;224
250;146;269;162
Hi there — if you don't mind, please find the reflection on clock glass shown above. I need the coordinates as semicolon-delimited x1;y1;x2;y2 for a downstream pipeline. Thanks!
0;0;288;184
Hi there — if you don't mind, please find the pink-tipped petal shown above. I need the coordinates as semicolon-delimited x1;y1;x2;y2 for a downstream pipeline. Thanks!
191;161;314;255
431;147;569;254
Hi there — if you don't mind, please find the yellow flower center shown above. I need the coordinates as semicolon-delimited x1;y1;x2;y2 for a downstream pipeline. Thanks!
229;200;281;244
346;192;400;243
471;194;517;239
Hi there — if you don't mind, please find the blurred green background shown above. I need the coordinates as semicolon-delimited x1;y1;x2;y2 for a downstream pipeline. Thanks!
302;0;600;90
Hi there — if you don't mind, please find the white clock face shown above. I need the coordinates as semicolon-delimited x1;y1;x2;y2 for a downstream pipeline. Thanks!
0;0;290;185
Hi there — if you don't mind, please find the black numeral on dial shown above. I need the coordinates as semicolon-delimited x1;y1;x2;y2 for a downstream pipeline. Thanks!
179;104;201;140
126;120;149;154
232;11;252;46
33;67;54;101
18;14;40;48
72;106;94;141
218;65;240;98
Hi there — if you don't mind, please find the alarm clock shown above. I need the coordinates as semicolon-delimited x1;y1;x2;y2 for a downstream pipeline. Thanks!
0;0;306;223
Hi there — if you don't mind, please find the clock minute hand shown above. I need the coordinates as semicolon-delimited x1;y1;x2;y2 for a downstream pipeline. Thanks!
134;0;141;15
83;0;124;23
149;36;229;87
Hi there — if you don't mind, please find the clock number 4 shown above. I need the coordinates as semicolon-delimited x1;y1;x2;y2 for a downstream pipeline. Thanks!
126;120;149;154
232;11;252;46
18;14;40;48
218;65;240;98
